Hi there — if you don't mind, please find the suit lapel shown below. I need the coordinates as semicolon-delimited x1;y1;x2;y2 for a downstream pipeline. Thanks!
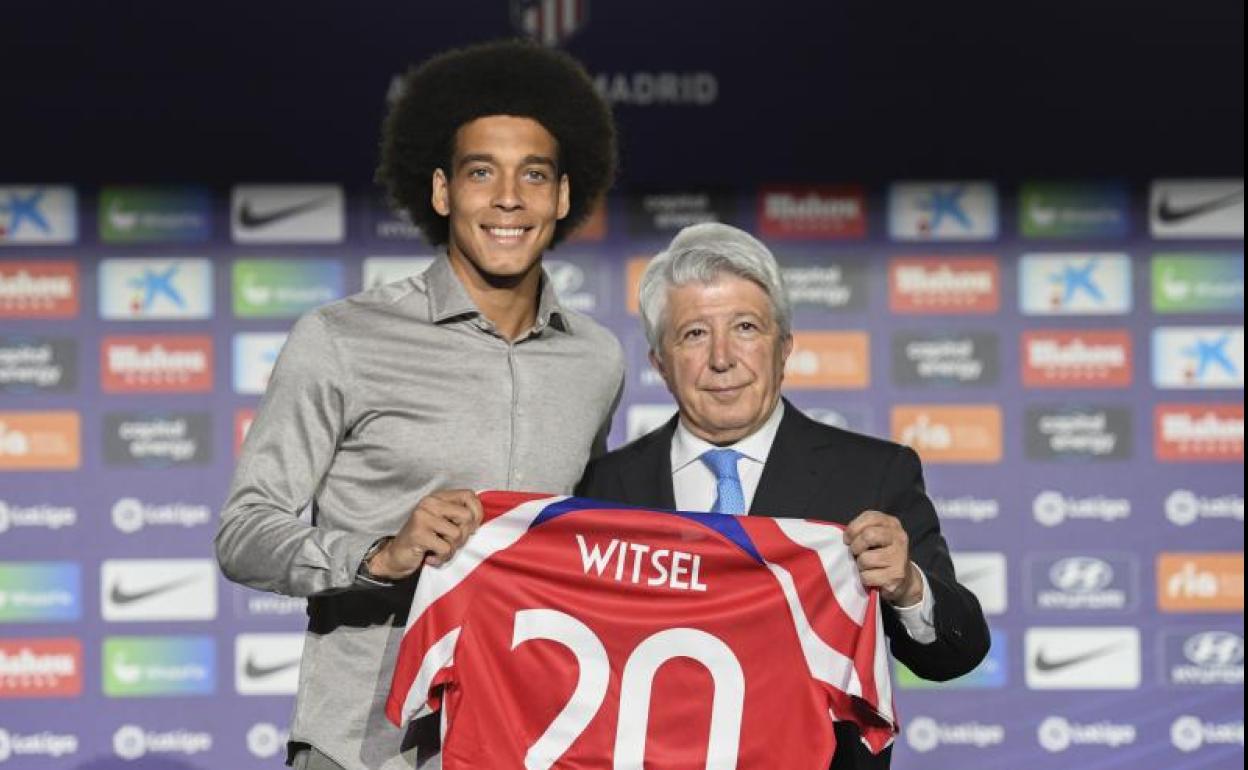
618;416;677;510
750;401;850;520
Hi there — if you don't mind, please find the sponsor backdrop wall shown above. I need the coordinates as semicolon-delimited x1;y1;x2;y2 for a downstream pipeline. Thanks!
1;180;1242;769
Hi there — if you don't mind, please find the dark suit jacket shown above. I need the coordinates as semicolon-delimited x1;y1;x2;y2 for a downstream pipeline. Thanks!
576;400;991;770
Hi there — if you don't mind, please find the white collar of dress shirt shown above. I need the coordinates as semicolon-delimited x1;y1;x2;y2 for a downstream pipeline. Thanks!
671;399;786;474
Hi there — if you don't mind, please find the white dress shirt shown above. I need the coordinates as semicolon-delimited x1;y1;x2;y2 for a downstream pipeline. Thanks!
670;400;937;644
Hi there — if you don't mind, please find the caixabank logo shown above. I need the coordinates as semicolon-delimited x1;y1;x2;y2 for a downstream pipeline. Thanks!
888;181;998;241
232;259;345;318
0;186;77;245
100;336;213;393
0;411;80;470
1152;326;1244;390
1154;404;1243;462
103;635;215;696
1021;330;1132;388
1161;629;1243;686
756;184;866;239
1152;254;1244;314
0;637;82;697
0;562;80;623
0;261;79;318
1018;254;1131;315
888;257;999;314
98;258;213;320
0;337;77;394
103;412;212;468
100;559;217;622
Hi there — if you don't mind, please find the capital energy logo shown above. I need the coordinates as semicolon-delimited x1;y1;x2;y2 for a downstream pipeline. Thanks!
1149;179;1244;239
898;628;1007;689
0;411;80;470
1153;254;1244;313
891;404;1002;463
0;186;77;244
246;722;290;759
111;497;212;534
100;559;217;622
233;332;287;395
1019;254;1131;315
231;184;345;243
784;331;869;389
625;191;732;236
0;638;82;697
1028;554;1135;611
1163;630;1244;686
1019;182;1129;239
98;258;213;320
1021;330;1132;388
0;728;78;763
235;633;304;695
0;261;79;318
1027;405;1131;461
951;552;1007;615
103;636;215;696
233;259;345;317
1032;491;1131;527
757;185;866;239
779;258;868;312
0;501;77;536
0;562;80;623
888;181;998;241
1037;716;1137;752
934;496;1000;524
1152;326;1244;389
101;336;213;393
903;716;1005;753
1154;404;1243;462
112;724;212;760
1157;553;1243;613
892;331;998;387
626;403;677;442
362;256;435;290
99;186;211;243
1169;715;1244;753
1165;489;1244;527
0;337;76;393
545;257;604;314
1025;626;1140;689
888;257;999;313
103;412;211;468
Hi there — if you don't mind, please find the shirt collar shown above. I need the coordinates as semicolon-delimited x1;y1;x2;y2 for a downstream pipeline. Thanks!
671;399;785;473
424;254;571;333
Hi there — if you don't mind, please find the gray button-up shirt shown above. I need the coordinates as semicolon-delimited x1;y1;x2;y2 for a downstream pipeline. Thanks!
216;255;624;770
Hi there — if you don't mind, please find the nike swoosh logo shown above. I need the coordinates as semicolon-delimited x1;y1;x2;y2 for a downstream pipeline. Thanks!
1156;189;1244;224
238;197;332;229
957;566;997;585
244;656;301;679
109;574;203;605
1033;642;1123;673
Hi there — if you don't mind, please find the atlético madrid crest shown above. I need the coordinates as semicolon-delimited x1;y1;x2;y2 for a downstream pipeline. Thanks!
511;0;588;47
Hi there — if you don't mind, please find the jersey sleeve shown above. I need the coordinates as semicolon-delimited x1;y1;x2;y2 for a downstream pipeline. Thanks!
748;517;898;754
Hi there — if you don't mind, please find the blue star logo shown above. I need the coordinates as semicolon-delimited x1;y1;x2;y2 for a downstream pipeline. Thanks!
1050;259;1104;306
918;186;972;233
127;264;185;312
0;189;51;237
1182;334;1237;382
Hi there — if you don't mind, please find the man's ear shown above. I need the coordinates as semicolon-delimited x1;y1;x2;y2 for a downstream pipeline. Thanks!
556;173;570;220
431;168;450;216
648;348;669;385
778;333;794;380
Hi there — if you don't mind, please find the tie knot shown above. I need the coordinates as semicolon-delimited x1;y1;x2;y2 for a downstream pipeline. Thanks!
700;448;743;481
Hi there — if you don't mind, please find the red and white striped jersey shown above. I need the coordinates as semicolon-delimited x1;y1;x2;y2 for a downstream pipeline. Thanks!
387;491;897;769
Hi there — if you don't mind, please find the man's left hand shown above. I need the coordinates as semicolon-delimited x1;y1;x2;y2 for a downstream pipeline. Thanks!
844;510;923;606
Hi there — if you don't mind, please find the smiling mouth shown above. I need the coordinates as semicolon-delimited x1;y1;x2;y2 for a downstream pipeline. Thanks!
483;225;530;241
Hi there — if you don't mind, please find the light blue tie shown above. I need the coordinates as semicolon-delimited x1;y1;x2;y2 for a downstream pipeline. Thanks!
700;448;746;515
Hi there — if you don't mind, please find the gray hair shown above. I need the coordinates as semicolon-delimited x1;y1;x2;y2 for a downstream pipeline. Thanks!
638;222;792;349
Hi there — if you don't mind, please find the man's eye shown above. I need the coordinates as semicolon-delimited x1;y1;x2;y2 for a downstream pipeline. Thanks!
467;168;490;180
683;328;707;340
525;169;549;182
737;321;759;333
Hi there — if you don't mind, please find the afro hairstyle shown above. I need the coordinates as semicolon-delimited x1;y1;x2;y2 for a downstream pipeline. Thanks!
376;39;616;248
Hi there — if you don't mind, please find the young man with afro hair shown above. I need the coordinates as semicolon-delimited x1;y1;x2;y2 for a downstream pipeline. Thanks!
217;39;624;770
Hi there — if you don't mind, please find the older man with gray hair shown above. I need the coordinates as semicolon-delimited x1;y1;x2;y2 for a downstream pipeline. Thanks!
577;222;989;770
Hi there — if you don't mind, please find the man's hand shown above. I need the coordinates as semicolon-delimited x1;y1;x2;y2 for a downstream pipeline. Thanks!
368;490;484;579
844;510;923;607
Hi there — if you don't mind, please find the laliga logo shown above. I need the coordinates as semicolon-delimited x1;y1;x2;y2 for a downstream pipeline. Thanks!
0;730;9;763
1184;631;1244;667
1033;491;1067;527
1171;715;1246;752
113;726;146;761
1166;490;1201;526
247;723;287;759
111;498;145;533
1049;557;1113;593
906;717;939;753
0;502;9;534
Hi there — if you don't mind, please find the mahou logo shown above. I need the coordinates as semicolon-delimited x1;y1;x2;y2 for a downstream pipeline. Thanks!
889;258;999;314
0;638;82;697
101;336;213;393
1155;404;1243;462
1021;330;1132;388
0;262;79;318
757;185;866;239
